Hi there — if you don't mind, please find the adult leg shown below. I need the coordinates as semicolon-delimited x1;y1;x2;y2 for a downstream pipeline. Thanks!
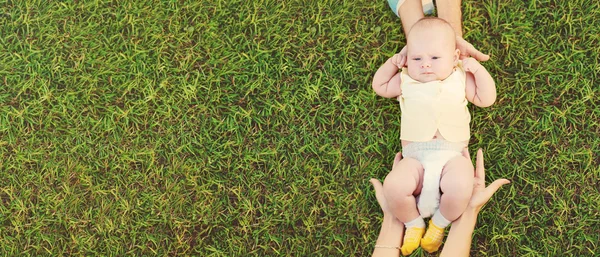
386;0;426;35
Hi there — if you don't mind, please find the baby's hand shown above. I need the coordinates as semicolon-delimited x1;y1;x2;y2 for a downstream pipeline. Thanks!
390;46;408;68
461;57;482;74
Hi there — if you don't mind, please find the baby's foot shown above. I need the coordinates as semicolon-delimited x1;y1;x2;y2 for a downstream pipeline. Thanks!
400;226;425;255
420;220;445;253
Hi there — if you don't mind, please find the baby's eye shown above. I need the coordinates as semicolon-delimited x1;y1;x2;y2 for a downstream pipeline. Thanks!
412;58;421;61
432;56;440;60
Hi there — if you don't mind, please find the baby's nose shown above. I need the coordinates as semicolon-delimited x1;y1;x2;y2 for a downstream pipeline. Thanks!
421;63;431;68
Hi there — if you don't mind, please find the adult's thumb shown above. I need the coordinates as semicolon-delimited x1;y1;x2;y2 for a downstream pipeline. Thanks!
370;178;384;193
482;179;510;201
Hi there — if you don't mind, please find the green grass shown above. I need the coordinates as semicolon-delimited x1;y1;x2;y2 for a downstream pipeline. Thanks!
0;0;598;256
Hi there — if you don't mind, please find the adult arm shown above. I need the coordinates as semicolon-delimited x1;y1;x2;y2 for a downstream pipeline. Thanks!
436;0;490;61
398;0;426;35
439;208;478;257
436;0;463;37
371;181;404;257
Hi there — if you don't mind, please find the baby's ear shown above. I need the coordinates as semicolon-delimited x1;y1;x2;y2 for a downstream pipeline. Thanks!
454;49;460;65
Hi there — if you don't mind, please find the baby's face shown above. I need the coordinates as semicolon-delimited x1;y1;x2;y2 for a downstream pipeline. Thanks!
406;27;458;83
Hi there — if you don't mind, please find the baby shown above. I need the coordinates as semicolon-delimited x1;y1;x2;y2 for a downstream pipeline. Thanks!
372;17;496;255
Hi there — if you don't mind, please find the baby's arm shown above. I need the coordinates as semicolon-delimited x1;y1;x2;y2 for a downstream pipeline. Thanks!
463;58;496;107
372;54;404;98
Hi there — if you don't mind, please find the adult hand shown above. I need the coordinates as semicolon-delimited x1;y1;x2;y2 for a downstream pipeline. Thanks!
461;148;510;213
456;37;490;61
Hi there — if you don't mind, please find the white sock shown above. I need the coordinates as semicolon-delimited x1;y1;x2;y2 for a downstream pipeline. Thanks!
431;210;451;228
404;217;426;228
421;0;435;14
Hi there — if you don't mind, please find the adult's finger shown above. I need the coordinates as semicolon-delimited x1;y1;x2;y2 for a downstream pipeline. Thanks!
469;46;490;62
475;148;485;181
392;152;403;170
370;178;383;191
457;36;490;61
369;178;386;209
459;51;470;60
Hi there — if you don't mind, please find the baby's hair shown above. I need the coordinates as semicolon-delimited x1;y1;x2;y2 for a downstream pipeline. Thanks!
407;17;456;46
408;17;456;37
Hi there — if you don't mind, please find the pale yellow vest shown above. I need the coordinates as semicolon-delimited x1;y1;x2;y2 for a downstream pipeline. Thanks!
397;62;471;142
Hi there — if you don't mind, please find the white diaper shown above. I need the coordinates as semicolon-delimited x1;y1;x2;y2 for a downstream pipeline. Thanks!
402;140;465;218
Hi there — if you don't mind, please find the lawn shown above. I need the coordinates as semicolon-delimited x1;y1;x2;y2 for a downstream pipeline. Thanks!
0;0;598;256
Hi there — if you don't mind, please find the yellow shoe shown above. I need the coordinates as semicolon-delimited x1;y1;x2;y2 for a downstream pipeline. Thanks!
400;226;425;256
420;220;446;253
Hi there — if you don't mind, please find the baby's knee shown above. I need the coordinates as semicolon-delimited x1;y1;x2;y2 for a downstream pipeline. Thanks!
441;157;474;195
449;180;473;200
455;155;475;170
383;173;413;197
446;156;474;180
382;159;422;196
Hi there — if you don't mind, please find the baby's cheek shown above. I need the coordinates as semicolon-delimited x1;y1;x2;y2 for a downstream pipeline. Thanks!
407;67;419;77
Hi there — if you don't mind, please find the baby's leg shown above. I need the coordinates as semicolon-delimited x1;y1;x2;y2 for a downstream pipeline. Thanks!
382;157;424;223
382;157;425;255
439;155;474;221
421;155;474;253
